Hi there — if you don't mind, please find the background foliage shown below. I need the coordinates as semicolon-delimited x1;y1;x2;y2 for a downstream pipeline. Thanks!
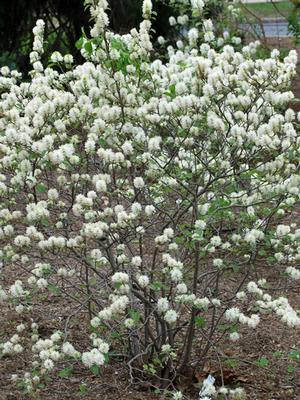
0;0;228;74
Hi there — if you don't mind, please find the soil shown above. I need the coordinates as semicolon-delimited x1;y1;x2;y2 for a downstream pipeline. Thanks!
1;209;299;400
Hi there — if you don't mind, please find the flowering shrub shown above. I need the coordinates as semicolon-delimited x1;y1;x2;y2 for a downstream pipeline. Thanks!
0;0;300;398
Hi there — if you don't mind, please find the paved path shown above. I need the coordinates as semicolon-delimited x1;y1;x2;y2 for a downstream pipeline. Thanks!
241;0;283;3
263;19;291;36
241;18;291;37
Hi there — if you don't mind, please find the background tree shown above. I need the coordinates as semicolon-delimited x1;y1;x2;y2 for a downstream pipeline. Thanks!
0;0;228;74
0;0;173;73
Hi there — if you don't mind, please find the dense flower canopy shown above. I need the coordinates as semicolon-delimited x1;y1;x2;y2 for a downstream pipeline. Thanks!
0;0;300;398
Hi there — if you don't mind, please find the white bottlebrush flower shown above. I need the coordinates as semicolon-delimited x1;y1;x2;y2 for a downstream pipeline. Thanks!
137;275;149;288
13;344;23;354
172;392;183;400
229;332;240;342
16;324;25;333
62;342;79;358
276;224;290;238
122;141;134;155
236;291;246;301
131;256;142;267
131;202;142;215
188;28;199;45
164;228;174;239
124;318;135;328
95;179;107;192
169;16;176;26
164;309;178;324
225;307;240;322
50;51;63;63
148;136;162;152
191;0;204;11
133;177;145;189
82;348;105;367
36;278;48;289
194;297;210;309
43;359;54;370
170;268;183;282
210;235;221;246
15;304;24;314
64;54;73;64
47;188;59;201
213;258;223;268
286;266;300;280
142;0;152;19
9;281;24;298
145;205;155;216
176;283;187;294
157;297;169;313
195;220;206;230
111;272;129;284
91;317;101;328
247;314;260;328
157;36;165;45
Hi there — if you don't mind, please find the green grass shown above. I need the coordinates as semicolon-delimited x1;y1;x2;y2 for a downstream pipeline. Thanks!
241;1;294;19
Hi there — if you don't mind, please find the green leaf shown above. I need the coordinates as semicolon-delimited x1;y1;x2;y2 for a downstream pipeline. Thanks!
90;364;100;375
36;183;47;193
169;84;176;95
287;365;295;374
114;282;122;290
104;353;109;363
58;365;74;378
98;138;106;147
41;218;49;227
224;358;239;369
267;256;275;264
79;384;88;395
288;349;300;361
165;84;176;99
129;309;140;323
273;351;282;359
75;37;84;50
195;316;206;328
175;236;184;244
257;357;269;367
217;323;231;332
48;284;61;295
110;332;122;339
84;41;93;55
231;263;240;273
150;281;167;291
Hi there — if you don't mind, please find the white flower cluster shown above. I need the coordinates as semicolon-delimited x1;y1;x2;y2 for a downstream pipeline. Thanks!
1;333;24;355
191;0;205;12
286;266;300;280
30;19;45;72
155;228;174;245
225;307;260;329
82;337;109;367
89;0;109;37
157;297;178;324
142;0;153;19
256;296;300;327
